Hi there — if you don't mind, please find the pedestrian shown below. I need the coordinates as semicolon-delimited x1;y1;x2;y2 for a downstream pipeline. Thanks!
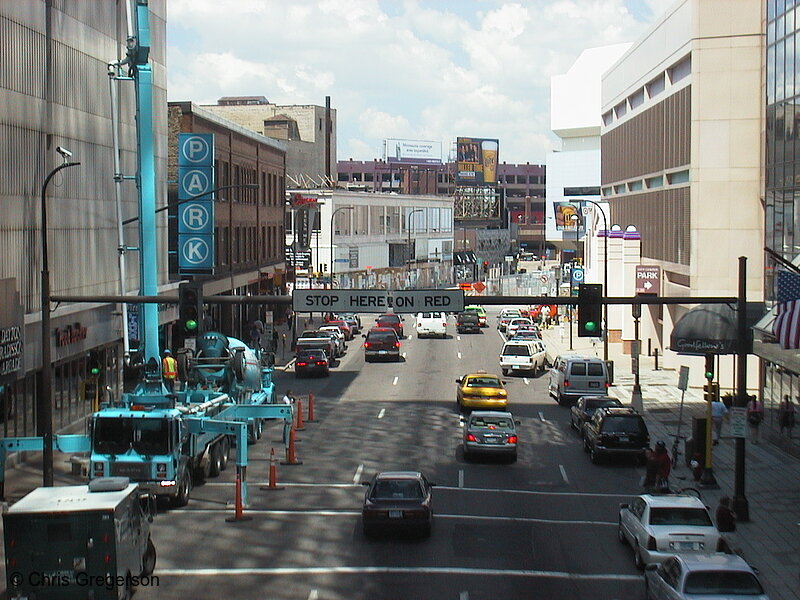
249;320;264;349
541;305;551;328
779;395;796;438
161;349;177;393
653;441;671;492
281;389;296;445
711;395;728;445
281;332;287;357
746;395;765;444
715;496;736;532
641;447;659;491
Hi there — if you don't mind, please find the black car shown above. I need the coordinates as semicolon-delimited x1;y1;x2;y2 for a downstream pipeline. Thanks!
582;407;649;464
294;349;330;377
361;471;434;537
570;395;623;432
456;312;481;333
363;327;401;362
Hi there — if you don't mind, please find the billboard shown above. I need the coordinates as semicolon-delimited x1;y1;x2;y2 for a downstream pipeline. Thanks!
385;139;442;165
456;137;499;185
553;202;583;231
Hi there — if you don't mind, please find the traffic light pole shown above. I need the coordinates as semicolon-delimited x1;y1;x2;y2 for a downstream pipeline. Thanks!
733;256;749;520
700;354;718;488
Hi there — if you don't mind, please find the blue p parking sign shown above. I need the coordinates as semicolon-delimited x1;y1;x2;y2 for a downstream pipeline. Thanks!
571;267;584;285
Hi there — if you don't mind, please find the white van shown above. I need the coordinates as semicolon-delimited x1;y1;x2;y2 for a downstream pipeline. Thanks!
548;355;611;405
499;340;547;376
415;312;447;338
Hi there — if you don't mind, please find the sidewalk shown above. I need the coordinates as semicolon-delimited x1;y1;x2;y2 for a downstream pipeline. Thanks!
541;327;800;600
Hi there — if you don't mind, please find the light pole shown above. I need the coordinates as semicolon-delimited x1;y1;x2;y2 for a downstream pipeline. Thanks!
580;199;609;362
330;205;354;287
406;208;424;288
40;148;81;486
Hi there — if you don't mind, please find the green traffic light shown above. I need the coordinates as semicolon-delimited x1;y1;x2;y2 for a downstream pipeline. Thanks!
705;371;713;379
585;321;597;332
185;319;198;331
90;367;101;375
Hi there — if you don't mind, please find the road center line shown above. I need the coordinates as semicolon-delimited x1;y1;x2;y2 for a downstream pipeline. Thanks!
523;377;530;385
457;351;462;359
392;376;398;385
377;408;385;419
539;412;546;422
352;464;364;484
559;465;569;484
458;469;464;488
308;590;319;600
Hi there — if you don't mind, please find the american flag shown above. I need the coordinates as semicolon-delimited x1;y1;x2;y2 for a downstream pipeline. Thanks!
773;270;800;349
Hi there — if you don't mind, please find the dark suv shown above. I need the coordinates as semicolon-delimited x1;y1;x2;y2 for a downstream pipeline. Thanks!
456;312;481;334
582;407;649;464
363;327;401;362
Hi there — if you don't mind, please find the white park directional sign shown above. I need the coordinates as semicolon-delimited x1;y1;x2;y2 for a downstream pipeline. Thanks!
293;289;465;314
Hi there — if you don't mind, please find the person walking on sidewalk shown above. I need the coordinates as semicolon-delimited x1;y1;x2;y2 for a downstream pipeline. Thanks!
711;396;728;445
715;496;736;532
281;389;296;445
779;395;796;438
746;396;765;444
653;441;671;492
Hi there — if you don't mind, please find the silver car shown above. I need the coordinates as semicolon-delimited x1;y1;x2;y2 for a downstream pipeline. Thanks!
618;494;724;569
644;554;769;599
462;410;518;462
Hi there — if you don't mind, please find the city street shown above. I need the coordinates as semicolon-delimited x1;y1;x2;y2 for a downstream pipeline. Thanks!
129;309;646;600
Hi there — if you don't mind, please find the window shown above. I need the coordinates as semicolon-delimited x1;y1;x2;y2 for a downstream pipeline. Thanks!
648;508;712;527
667;170;689;185
646;175;664;188
334;206;352;235
628;88;645;109
387;206;401;233
614;100;627;118
570;363;586;376
587;363;605;376
646;73;665;98
370;206;385;235
601;416;644;434
668;55;691;84
602;111;614;126
428;207;440;232
354;205;368;235
683;572;763;595
338;172;349;182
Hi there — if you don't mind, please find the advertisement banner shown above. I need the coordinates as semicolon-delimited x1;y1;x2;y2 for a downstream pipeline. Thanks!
456;137;499;185
385;139;442;165
554;202;582;231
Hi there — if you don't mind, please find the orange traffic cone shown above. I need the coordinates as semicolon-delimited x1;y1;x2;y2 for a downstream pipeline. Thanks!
307;392;316;422
295;399;305;431
281;426;303;465
260;448;284;491
226;469;252;522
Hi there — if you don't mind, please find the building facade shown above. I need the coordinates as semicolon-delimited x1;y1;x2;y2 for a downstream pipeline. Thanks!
203;96;337;189
0;1;168;438
600;0;763;387
167;102;287;341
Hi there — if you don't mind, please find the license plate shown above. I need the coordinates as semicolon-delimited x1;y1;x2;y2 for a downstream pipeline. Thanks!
676;542;698;550
512;365;521;370
589;382;600;387
484;437;501;444
379;350;387;354
388;510;402;519
618;436;629;442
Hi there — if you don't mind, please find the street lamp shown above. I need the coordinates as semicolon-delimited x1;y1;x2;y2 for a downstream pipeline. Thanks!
406;208;424;288
330;205;354;286
580;199;609;362
40;148;81;486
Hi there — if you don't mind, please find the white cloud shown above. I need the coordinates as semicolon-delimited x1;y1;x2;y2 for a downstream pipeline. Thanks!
167;0;676;163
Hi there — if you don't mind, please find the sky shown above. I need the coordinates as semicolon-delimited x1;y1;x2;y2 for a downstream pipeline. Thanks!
167;0;676;165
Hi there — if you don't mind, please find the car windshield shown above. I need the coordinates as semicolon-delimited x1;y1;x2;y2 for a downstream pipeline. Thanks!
467;377;502;388
378;316;400;324
648;507;713;526
94;417;170;455
502;345;531;356
683;571;763;595
470;417;512;429
368;332;397;342
600;416;645;434
372;479;423;499
586;398;619;411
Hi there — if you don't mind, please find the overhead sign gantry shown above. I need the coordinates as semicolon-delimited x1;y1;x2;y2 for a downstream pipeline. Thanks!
292;289;465;314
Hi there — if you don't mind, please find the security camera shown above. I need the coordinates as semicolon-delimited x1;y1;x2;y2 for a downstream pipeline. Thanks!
56;146;73;158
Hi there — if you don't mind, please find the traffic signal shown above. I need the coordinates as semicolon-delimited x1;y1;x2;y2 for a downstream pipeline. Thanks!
577;283;603;337
703;382;720;403
87;351;102;376
179;282;203;335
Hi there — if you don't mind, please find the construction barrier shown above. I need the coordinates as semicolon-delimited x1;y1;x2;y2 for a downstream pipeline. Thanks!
225;469;252;523
260;447;284;491
281;426;302;466
307;392;316;422
295;398;305;431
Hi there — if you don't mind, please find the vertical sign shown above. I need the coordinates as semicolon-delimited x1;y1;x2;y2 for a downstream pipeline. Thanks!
178;133;215;272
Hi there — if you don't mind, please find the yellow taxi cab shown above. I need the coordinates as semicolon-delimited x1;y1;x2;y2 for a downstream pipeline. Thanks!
455;371;508;411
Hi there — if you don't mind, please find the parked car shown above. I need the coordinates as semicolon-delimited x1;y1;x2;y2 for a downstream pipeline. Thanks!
549;355;611;405
415;312;447;338
499;340;547;376
455;372;508;412
456;312;481;334
462;410;518;462
506;317;534;338
644;554;768;599
361;471;434;537
463;305;487;327
619;494;726;569
326;319;354;340
376;313;404;338
570;396;623;432
363;327;401;362
294;349;330;377
583;407;650;464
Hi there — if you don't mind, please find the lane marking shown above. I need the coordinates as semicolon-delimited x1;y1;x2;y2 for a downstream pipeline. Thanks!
457;352;462;359
352;464;364;484
559;465;569;484
392;376;399;386
457;335;461;341
402;352;407;359
173;509;617;526
523;377;530;385
156;566;638;581
308;590;319;600
458;469;464;488
539;412;546;423
460;592;469;600
377;408;385;419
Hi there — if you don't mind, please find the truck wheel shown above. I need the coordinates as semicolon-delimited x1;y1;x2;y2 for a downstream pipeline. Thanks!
501;368;508;376
141;536;157;576
208;444;223;478
172;471;191;508
219;438;230;471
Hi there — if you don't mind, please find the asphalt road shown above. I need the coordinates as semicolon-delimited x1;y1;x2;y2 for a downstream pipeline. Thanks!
137;309;649;600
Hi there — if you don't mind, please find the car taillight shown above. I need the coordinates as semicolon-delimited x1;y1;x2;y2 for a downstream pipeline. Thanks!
297;362;308;366
605;382;610;388
394;342;400;348
466;433;477;442
507;435;518;444
564;380;570;387
316;361;327;366
646;535;657;550
364;342;370;348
